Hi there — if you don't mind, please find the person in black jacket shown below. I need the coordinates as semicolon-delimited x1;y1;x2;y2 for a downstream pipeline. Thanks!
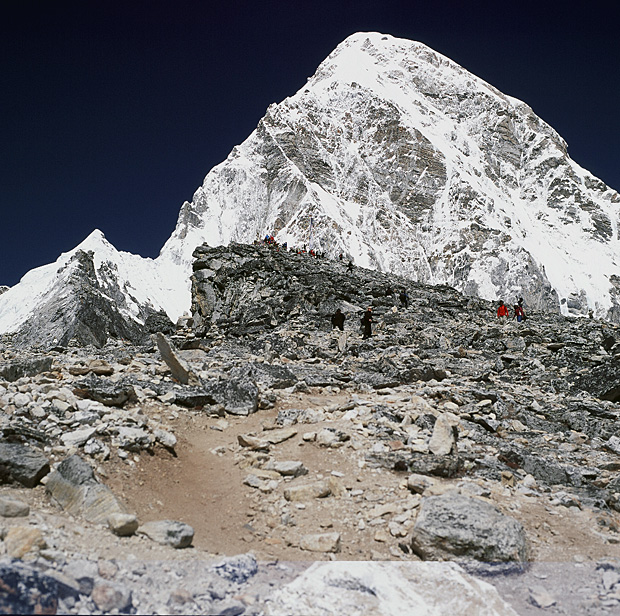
331;308;346;331
361;307;373;339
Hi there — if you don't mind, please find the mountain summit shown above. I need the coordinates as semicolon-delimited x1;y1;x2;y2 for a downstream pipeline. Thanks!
163;31;620;318
2;32;620;345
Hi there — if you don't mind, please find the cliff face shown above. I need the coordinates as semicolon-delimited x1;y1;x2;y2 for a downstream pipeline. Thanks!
163;32;620;319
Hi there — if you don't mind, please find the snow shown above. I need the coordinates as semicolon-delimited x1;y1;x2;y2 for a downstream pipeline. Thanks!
2;31;620;334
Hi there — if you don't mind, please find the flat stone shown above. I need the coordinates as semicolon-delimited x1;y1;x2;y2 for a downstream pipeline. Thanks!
107;513;139;536
138;520;194;548
429;414;457;456
0;497;30;517
154;333;201;386
267;460;308;477
299;532;341;553
61;427;97;448
284;480;331;502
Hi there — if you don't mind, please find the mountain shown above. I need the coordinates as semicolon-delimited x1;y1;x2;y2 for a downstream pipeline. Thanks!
163;31;620;319
2;31;620;346
0;231;182;347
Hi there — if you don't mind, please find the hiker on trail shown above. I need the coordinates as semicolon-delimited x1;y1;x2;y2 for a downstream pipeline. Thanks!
514;303;525;322
385;286;393;297
339;253;344;261
517;297;527;321
497;300;509;318
399;289;409;308
347;260;354;273
361;307;373;339
331;308;346;331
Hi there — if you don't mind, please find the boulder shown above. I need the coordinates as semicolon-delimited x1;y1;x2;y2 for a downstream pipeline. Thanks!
410;492;528;565
0;356;53;382
265;561;518;615
0;442;50;487
45;455;128;524
137;520;194;548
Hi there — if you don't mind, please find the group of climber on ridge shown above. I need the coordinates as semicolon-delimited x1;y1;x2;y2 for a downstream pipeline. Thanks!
497;298;527;322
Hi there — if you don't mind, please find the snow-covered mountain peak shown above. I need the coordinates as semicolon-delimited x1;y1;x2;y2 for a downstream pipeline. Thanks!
163;31;620;320
3;31;620;347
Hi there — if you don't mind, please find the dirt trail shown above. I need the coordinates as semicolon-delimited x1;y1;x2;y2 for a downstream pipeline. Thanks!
103;391;620;565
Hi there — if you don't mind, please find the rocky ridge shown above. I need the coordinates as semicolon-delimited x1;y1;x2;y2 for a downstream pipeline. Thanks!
3;244;620;613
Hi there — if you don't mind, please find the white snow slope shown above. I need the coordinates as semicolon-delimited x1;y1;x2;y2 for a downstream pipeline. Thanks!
2;31;620;336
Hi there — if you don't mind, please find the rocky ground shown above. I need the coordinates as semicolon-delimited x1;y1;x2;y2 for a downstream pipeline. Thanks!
3;243;620;614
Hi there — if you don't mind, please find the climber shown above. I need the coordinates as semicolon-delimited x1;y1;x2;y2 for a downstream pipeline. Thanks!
497;300;509;318
331;308;346;331
361;307;373;339
514;303;525;323
399;289;409;308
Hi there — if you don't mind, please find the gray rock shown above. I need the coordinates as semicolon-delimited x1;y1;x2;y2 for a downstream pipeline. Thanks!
61;426;97;448
138;519;194;548
410;492;528;565
0;356;53;382
299;532;341;553
154;332;201;386
107;512;139;536
0;442;50;487
92;580;133;612
0;496;30;517
45;454;128;524
213;553;258;583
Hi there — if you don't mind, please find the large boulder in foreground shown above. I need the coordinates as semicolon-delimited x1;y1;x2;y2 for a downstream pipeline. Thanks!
46;455;127;524
410;492;528;566
265;561;518;616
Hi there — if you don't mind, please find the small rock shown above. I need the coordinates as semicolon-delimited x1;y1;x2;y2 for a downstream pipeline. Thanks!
268;460;308;477
529;585;556;608
284;480;331;502
0;497;30;518
5;526;46;558
92;580;133;612
138;520;194;548
107;513;139;536
407;473;433;494
299;532;341;553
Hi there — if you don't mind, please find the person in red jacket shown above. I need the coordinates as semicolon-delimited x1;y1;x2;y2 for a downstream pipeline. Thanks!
497;300;509;318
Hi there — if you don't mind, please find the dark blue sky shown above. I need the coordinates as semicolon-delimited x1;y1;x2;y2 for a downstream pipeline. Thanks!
2;0;618;286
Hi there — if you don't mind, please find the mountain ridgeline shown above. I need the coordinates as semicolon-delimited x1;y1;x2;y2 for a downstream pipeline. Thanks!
1;32;620;346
